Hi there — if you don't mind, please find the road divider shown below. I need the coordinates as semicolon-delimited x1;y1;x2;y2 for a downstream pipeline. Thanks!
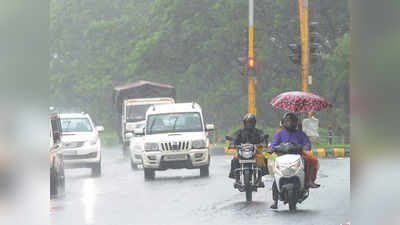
210;146;350;158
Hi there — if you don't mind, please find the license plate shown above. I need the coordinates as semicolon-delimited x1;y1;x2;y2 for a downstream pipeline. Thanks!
239;159;256;163
63;150;77;156
164;155;187;161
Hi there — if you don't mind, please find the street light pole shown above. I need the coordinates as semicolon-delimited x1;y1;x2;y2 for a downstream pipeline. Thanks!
248;0;256;115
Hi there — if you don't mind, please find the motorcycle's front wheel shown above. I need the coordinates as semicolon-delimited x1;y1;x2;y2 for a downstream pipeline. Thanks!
243;169;252;202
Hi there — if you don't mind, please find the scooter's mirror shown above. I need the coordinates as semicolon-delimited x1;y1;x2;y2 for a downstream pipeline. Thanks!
264;134;269;142
225;136;234;141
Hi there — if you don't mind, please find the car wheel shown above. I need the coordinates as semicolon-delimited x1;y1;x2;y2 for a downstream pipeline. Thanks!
200;165;209;177
130;158;139;170
123;144;130;159
144;168;155;180
91;162;102;177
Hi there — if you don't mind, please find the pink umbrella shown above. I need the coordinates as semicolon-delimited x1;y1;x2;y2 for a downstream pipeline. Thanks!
270;91;332;113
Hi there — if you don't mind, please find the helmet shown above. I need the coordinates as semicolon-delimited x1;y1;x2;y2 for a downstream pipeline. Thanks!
281;112;298;131
243;113;256;129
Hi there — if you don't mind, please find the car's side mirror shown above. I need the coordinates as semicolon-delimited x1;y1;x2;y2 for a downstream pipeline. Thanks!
133;128;144;135
206;124;215;131
96;126;105;132
125;132;133;139
264;134;269;142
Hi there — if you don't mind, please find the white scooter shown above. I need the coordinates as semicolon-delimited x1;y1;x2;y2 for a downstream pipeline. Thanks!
272;142;309;211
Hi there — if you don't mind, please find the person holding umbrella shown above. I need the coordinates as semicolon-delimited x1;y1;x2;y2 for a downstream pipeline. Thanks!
269;112;320;209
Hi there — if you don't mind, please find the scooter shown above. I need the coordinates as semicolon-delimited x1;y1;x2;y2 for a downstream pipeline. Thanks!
272;142;309;211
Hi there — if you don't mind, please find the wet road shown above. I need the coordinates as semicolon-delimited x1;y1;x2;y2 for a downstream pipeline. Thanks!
50;148;350;225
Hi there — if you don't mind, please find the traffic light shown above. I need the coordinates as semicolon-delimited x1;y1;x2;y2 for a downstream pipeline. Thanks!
309;22;322;63
288;43;301;64
248;58;255;68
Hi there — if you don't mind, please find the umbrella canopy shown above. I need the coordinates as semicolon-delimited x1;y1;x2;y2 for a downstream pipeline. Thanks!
270;91;332;113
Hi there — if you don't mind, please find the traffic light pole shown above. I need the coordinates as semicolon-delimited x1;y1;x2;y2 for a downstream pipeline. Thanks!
298;0;312;118
299;0;309;92
248;0;256;115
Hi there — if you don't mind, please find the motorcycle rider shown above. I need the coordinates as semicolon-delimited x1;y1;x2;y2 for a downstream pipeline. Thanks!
269;112;320;209
228;113;268;187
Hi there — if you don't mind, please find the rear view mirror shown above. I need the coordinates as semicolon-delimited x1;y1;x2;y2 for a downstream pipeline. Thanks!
133;128;144;135
206;124;215;131
96;126;105;132
125;132;133;139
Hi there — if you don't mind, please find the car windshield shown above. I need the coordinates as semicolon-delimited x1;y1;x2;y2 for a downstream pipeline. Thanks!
147;112;203;134
126;105;151;122
61;118;93;132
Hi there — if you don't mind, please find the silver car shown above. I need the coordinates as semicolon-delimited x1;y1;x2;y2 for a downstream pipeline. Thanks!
60;113;104;177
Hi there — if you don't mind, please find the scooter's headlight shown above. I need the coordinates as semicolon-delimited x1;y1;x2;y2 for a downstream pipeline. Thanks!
290;160;301;170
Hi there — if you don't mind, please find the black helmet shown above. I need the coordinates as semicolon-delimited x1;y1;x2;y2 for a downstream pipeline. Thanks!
281;112;298;131
243;113;256;129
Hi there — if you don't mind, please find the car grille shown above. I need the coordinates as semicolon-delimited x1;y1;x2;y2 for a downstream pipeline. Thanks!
63;141;85;149
161;141;190;151
64;152;97;160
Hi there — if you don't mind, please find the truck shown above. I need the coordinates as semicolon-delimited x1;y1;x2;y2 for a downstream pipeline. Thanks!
112;80;176;158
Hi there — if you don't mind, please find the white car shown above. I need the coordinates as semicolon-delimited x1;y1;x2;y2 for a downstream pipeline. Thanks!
127;121;146;170
137;103;214;180
59;113;104;177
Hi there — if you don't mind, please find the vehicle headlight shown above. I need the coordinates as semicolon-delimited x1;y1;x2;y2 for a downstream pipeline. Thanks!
88;152;98;158
290;160;301;170
126;123;134;131
277;163;299;177
240;150;253;159
191;140;207;149
85;139;98;146
144;142;159;151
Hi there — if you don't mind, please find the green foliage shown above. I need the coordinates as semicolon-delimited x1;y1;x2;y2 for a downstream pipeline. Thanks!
50;0;349;137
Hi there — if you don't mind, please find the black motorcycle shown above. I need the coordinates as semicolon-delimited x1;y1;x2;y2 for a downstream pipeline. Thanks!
226;135;268;202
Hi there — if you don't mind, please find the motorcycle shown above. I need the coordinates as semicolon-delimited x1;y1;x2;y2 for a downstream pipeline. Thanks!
272;142;309;211
226;135;268;202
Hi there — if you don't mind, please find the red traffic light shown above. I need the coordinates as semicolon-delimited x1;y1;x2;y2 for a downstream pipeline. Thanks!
248;58;255;68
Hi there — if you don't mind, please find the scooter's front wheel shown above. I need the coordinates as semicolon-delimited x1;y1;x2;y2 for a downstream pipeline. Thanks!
287;186;297;211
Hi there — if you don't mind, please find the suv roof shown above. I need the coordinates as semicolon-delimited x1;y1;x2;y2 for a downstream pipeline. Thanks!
146;102;202;115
